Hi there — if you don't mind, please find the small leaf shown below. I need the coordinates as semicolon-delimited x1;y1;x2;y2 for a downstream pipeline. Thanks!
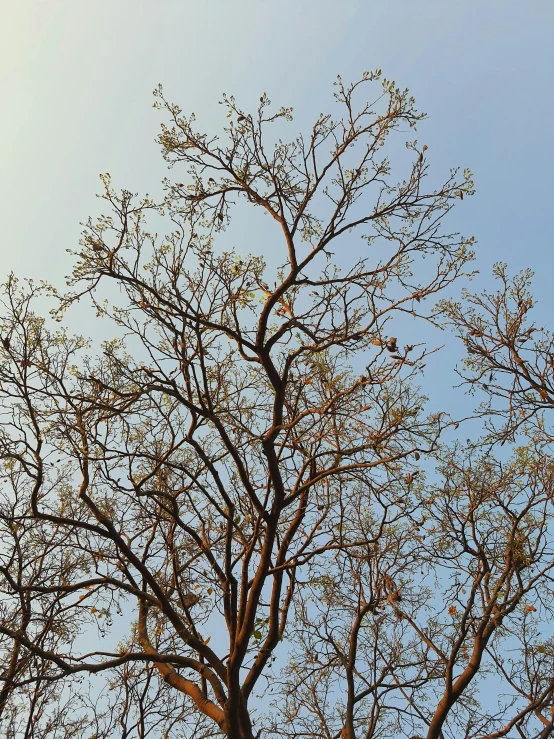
252;630;261;640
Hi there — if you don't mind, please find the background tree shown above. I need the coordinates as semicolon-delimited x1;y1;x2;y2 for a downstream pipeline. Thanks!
1;73;552;739
444;264;554;445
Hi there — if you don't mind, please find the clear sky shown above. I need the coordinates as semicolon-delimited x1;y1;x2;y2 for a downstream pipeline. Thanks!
1;0;553;409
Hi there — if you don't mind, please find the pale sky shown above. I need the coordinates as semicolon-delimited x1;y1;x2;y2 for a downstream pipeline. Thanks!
1;0;553;405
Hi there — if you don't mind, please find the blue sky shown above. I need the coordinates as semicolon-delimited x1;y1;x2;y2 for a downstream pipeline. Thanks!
0;0;552;412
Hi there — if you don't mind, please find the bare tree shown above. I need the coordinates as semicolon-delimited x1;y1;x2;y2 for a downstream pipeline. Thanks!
1;73;552;739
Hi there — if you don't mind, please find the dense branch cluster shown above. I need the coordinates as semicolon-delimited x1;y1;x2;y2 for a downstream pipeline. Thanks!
0;74;553;739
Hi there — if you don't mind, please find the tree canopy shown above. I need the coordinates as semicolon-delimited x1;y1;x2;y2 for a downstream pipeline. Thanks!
1;73;553;739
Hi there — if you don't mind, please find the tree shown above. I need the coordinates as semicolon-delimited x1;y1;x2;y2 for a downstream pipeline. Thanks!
0;73;553;739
